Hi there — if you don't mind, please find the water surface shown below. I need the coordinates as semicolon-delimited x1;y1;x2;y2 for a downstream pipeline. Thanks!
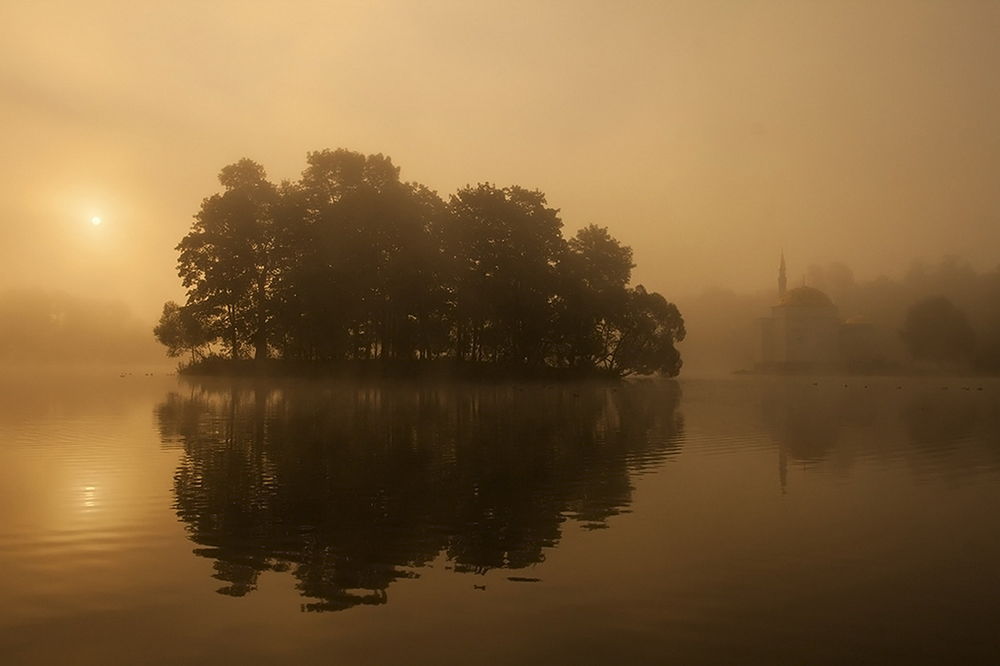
1;374;998;664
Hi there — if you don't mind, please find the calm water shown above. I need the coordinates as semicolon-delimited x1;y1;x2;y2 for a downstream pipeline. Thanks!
1;374;999;664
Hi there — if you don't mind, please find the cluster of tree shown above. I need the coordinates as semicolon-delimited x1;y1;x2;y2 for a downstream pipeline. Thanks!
900;296;976;367
155;150;685;376
809;257;997;370
156;380;682;610
680;256;1000;374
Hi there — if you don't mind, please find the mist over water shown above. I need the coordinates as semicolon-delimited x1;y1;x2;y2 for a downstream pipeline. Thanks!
680;256;1000;375
0;289;165;367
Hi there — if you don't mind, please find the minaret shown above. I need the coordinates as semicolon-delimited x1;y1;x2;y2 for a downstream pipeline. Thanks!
778;252;787;298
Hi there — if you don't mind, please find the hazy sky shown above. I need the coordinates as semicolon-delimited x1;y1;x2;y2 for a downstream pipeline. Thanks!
2;0;998;320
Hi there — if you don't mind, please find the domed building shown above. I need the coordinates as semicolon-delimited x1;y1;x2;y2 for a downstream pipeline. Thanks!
759;254;872;372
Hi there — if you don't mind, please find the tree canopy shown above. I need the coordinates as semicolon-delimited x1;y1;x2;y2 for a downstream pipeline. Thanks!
159;149;685;377
901;296;976;366
153;300;211;362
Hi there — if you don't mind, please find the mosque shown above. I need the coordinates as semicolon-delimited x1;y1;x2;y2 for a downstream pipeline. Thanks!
758;255;878;372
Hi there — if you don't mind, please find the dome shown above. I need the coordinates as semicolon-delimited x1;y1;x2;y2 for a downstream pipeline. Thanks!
778;286;834;308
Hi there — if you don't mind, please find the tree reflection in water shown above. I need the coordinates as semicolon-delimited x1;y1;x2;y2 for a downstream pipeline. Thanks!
155;380;683;612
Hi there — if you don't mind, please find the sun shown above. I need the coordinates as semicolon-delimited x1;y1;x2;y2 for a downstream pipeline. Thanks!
91;216;102;226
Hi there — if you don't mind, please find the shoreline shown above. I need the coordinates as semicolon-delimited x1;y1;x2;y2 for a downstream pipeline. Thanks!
179;358;624;382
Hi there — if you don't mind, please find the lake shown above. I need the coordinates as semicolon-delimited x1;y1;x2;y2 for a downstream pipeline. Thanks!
1;373;998;664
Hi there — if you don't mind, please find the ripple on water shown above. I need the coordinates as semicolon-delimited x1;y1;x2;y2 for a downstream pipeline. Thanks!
3;376;1000;663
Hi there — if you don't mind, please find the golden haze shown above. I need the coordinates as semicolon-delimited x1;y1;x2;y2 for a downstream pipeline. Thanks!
1;0;998;324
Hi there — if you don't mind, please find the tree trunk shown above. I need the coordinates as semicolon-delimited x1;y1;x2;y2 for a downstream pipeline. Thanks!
254;273;268;361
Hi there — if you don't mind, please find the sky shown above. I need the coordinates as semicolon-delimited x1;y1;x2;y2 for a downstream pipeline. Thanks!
2;0;999;321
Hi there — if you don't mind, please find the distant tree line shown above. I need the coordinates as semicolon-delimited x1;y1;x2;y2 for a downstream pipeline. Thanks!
681;256;1000;374
900;295;976;367
155;150;685;376
808;258;997;371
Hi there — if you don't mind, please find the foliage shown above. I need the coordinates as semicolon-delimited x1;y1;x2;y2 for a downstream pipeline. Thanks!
607;286;686;376
447;184;564;365
153;300;211;363
175;158;278;360
554;224;635;368
159;150;685;376
901;296;976;365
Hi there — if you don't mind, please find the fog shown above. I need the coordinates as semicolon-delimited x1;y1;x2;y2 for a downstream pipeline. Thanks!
1;1;998;370
0;289;165;367
680;256;1000;375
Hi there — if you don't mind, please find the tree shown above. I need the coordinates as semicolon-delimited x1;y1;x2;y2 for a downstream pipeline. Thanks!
901;296;976;365
284;149;449;361
176;159;279;360
379;182;452;360
554;225;634;368
606;286;686;377
153;300;211;363
160;148;687;376
551;227;686;376
448;184;565;365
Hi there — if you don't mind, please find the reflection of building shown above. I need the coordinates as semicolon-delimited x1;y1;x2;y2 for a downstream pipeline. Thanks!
761;380;842;493
759;255;878;372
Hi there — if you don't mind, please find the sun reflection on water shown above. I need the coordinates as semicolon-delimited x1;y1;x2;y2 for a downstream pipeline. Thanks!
81;485;98;509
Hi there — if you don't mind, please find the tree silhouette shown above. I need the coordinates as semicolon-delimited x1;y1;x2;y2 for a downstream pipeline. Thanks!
555;224;635;368
176;159;280;360
447;184;564;365
153;300;211;363
608;286;686;376
160;149;686;376
901;296;976;366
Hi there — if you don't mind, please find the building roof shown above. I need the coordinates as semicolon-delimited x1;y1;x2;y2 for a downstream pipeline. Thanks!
778;286;834;308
